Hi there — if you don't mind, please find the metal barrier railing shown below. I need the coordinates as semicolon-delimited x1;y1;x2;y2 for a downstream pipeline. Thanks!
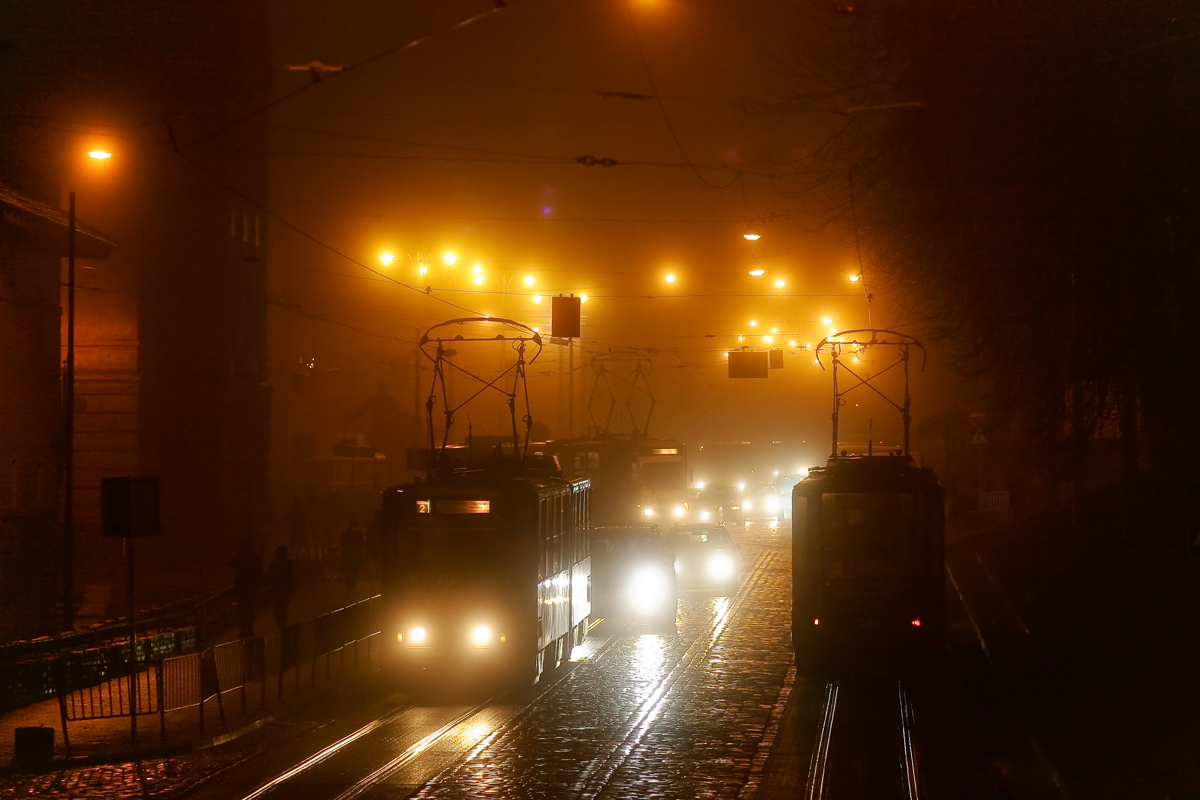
56;658;165;756
55;594;382;753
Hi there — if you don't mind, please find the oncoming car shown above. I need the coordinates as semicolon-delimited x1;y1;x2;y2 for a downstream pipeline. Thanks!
590;524;678;625
666;523;740;595
738;485;786;526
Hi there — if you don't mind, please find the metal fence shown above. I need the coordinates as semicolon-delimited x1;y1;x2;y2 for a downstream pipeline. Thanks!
55;595;382;753
55;656;165;755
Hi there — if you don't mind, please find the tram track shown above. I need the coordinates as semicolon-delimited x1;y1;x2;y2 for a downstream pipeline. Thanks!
571;549;776;800
800;678;923;800
218;549;776;800
946;553;1073;799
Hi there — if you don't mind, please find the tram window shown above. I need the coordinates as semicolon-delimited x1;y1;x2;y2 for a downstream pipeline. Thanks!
820;493;914;579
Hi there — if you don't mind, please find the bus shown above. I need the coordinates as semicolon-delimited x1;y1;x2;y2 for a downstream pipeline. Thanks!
791;453;944;674
380;457;591;687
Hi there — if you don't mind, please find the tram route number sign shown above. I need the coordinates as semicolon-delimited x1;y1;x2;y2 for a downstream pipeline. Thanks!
101;476;162;538
418;499;491;514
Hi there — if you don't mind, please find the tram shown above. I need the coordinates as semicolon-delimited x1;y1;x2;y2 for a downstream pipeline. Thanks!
380;456;592;687
791;329;945;673
791;453;944;673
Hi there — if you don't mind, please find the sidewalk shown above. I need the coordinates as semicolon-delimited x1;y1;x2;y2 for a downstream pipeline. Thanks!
0;575;382;770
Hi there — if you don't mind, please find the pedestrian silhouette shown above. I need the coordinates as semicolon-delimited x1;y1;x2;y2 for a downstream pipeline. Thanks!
267;544;296;629
229;540;263;637
340;519;366;599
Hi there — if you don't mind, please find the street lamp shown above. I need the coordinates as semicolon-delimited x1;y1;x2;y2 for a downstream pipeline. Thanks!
63;192;77;632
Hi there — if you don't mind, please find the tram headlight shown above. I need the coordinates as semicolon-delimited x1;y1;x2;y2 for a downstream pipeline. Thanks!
672;505;685;518
700;511;711;521
407;626;427;645
628;567;670;613
643;507;655;517
471;625;493;647
706;553;736;581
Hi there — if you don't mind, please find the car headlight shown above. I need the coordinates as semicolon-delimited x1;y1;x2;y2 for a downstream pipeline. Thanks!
706;553;736;580
672;506;685;517
628;566;671;613
470;625;492;647
766;498;781;512
744;501;753;511
408;626;427;644
700;511;711;521
643;507;655;517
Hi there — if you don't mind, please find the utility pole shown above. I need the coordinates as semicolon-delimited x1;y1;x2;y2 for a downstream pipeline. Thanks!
413;325;421;446
568;339;575;439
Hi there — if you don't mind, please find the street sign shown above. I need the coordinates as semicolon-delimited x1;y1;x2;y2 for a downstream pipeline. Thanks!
728;351;769;378
970;428;987;446
551;295;581;338
101;477;161;538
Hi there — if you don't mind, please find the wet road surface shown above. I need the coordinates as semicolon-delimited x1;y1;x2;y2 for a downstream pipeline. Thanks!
1;521;1090;799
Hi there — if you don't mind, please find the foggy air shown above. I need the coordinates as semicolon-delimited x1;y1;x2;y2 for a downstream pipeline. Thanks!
0;1;1197;797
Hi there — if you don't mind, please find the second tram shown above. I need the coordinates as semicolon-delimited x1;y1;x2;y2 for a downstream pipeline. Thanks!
381;457;591;686
791;453;944;673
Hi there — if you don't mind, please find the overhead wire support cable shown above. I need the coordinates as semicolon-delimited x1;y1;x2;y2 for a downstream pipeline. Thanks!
182;3;510;152
626;7;739;190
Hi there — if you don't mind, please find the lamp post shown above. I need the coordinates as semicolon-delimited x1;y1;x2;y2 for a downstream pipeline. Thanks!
63;192;76;632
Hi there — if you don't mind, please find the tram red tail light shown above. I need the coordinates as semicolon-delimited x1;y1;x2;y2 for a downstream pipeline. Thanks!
911;618;921;627
813;618;820;626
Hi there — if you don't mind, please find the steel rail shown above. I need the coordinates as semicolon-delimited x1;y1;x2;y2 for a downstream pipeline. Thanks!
947;555;1073;799
238;701;417;800
332;620;631;800
898;681;921;800
803;680;839;800
236;548;771;800
571;550;776;800
331;699;496;800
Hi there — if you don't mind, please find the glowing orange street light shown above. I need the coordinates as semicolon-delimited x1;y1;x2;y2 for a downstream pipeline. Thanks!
775;279;786;288
378;252;394;267
849;274;861;282
580;294;589;303
748;268;764;277
748;320;758;327
472;275;484;286
664;273;676;283
532;295;543;304
88;150;112;160
472;264;483;275
822;316;833;325
524;275;535;287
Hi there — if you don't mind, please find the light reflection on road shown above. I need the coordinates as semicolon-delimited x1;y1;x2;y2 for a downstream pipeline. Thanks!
633;634;668;698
